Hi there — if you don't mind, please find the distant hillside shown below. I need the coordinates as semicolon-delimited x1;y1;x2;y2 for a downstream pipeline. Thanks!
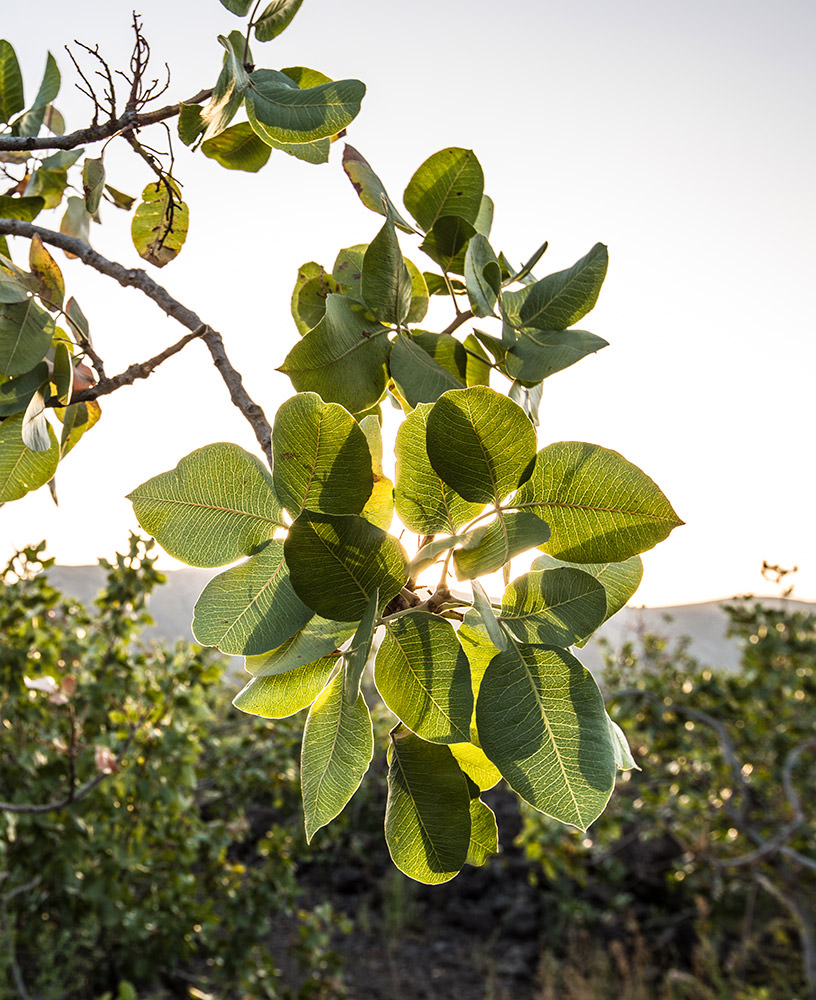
47;565;814;675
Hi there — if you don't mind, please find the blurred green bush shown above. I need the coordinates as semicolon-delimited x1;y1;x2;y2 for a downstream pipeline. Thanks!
0;536;344;1000
521;600;816;999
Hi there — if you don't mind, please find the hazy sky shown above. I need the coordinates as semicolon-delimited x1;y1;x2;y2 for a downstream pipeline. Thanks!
2;0;814;606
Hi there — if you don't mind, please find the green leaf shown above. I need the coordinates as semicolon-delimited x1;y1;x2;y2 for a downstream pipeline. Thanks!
0;298;55;375
16;52;60;136
252;69;334;163
82;157;106;214
503;243;608;332
425;386;537;504
0;40;24;125
499;567;607;646
390;333;464;407
404;258;429;323
361;220;412;325
25;167;69;210
56;399;100;458
0;362;48;416
272;392;373;517
103;184;136;211
449;742;502;792
463;333;492;387
342;145;415;233
358;413;394;531
234;656;337;718
0;412;58;501
285;511;407;621
201;121;271;172
177;102;206;146
531;553;643;637
51;340;73;405
254;0;304;41
127;442;284;568
192;539;312;656
404;148;484;233
474;195;494;237
394;402;483;535
220;0;254;13
278;294;389;414
206;33;250;142
385;728;471;884
65;297;90;344
466;797;499;867
607;713;639;771
0;195;44;222
28;233;64;309
515;441;684;562
131;181;189;267
504;329;608;383
291;261;340;335
419;215;475;275
302;672;373;842
246;615;353;677
343;589;379;703
246;68;365;144
406;534;467;579
464;233;501;318
21;386;50;452
423;272;466;297
376;612;473;744
476;642;616;829
469;580;508;652
0;267;28;304
453;510;550;581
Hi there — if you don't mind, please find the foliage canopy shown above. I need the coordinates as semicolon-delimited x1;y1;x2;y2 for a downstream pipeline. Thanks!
0;1;683;882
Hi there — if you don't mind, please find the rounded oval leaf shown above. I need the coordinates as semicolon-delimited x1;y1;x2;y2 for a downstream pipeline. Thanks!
233;656;337;719
500;567;608;646
376;612;473;744
128;442;284;568
272;392;373;517
285;511;407;621
404;148;484;232
515;441;684;563
425;386;537;504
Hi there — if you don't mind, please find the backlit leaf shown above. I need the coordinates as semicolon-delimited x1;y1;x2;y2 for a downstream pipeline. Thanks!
343;589;379;704
425;386;537;504
254;0;304;41
342;144;415;233
476;642;615;829
131;180;189;267
515;441;684;562
376;612;473;744
499;567;607;646
246;615;352;677
362;219;412;325
390;333;464;407
0;40;24;125
82;157;105;214
0;412;58;501
302;672;373;842
234;656;336;719
453;510;550;581
394;402;483;535
291;261;340;335
0;298;55;375
128;442;284;567
385;728;471;884
192;540;312;656
201;121;271;171
272;392;373;516
285;511;407;621
404;148;484;232
28;233;64;309
466;797;499;867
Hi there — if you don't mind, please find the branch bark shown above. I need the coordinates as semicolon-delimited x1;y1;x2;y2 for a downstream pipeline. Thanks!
0;219;274;466
0;89;212;152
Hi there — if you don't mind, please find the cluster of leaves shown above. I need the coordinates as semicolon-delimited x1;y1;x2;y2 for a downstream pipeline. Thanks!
519;603;816;997
0;0;365;500
0;537;345;1000
129;142;683;883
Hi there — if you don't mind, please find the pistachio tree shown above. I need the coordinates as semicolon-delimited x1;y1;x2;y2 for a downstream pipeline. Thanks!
0;2;682;883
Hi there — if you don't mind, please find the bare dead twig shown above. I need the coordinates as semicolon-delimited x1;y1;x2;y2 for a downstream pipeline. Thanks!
0;218;273;466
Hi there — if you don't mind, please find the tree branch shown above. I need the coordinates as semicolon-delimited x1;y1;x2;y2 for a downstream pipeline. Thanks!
0;89;212;152
67;327;206;403
0;219;273;465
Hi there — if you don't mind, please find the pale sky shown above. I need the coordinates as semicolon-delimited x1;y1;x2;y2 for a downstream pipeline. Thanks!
2;0;814;607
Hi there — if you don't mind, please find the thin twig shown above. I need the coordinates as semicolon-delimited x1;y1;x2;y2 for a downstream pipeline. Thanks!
0;219;274;466
0;89;213;152
439;308;474;339
66;327;206;403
